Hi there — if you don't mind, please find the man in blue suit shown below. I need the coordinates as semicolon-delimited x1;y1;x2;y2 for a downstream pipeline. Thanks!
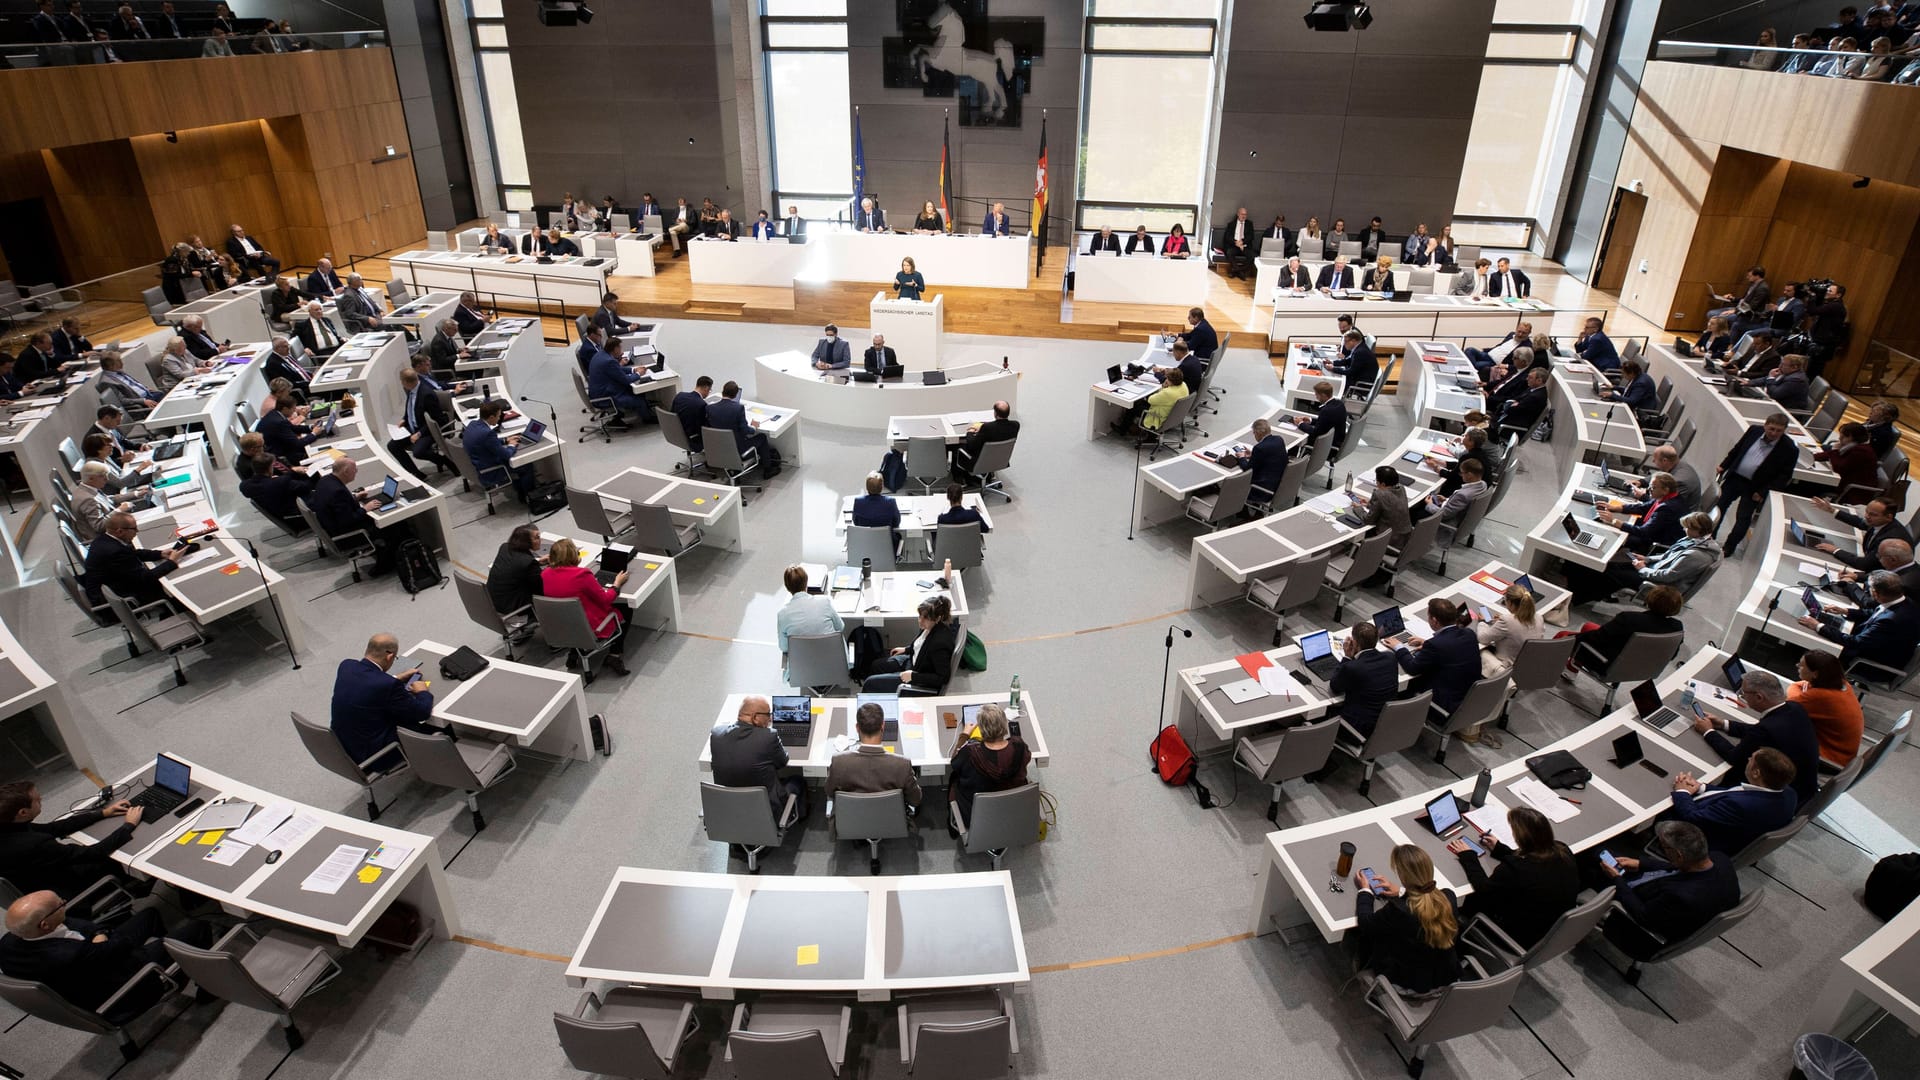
588;337;647;421
1234;418;1290;503
1327;330;1378;389
1597;471;1686;555
1802;570;1920;675
1605;358;1658;414
1659;748;1798;858
305;258;342;297
1597;821;1740;961
706;380;777;466
809;324;851;371
1392;598;1482;713
1177;307;1218;361
1691;669;1821;804
981;202;1012;237
574;325;605;378
462;399;535;496
330;632;437;772
1574;316;1619;371
852;471;901;551
1328;621;1401;737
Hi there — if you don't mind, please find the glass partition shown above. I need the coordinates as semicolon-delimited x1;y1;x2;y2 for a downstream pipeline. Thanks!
0;29;388;66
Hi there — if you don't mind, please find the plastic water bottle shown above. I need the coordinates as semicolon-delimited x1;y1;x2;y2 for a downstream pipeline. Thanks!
1680;684;1696;710
1008;674;1021;710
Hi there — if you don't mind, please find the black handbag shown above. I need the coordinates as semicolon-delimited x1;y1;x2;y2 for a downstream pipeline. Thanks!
439;645;490;681
1527;749;1591;790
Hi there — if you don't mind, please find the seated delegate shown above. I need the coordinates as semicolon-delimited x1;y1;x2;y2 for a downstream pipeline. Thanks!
1444;805;1579;950
1346;845;1461;996
0;781;145;898
810;324;851;371
542;538;631;677
825;702;923;836
711;695;807;819
330;632;437;772
1595;821;1739;961
947;703;1029;835
0;890;211;1018
1789;651;1865;767
486;524;544;642
1689;668;1820;805
861;595;957;694
1658;748;1798;858
1798;570;1920;673
775;563;844;682
1570;584;1685;673
1327;621;1399;738
936;483;990;533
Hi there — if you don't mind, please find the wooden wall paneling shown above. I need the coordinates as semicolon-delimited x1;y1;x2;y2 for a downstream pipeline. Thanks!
41;142;163;281
131;122;286;267
1871;220;1920;357
263;115;328;270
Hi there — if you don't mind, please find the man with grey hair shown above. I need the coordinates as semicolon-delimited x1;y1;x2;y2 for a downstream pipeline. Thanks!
71;461;126;541
1632;445;1701;511
262;334;313;391
1232;417;1290;505
1595;820;1740;961
297;299;348;357
156;336;210;391
1835;538;1920;608
82;510;185;607
307;457;404;576
1800;569;1920;675
1692;667;1820;804
336;273;386;334
0;889;210;1016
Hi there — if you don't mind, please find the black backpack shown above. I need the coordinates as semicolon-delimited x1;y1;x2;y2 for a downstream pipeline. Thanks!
849;626;889;681
879;449;907;493
1866;853;1920;922
396;538;444;598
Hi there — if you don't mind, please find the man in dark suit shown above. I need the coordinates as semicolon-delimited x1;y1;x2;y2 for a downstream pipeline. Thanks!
863;335;898;379
295;300;348;357
1154;342;1206;393
1574;316;1619;370
521;229;553;256
109;5;150;38
81;511;184;607
1392;598;1481;712
809;324;851;371
1315;256;1355;292
706;380;776;465
462;399;535;495
1488;257;1531;298
666;197;697;253
88;405;144;457
1086;227;1121;255
387;369;453;480
238;450;314;527
59;0;90;42
1864;402;1899;457
574;326;605;379
156;0;184;37
1292;381;1349;451
0;890;210;1018
1835;540;1920;611
255;393;314;463
1809;496;1912;571
710;695;805;818
546;229;580;257
711;210;741;241
1659;749;1799;858
1709;265;1771;326
1264;215;1296;258
936;482;990;533
225;223;279;278
1358;216;1387;262
305;259;343;297
671;375;712;445
1497;368;1550;435
1692;669;1821;804
596;195;620;229
310;458;403;575
15;332;61;383
951;400;1019;481
1327;330;1377;389
1220;207;1254;278
1276;256;1312;292
1597;471;1686;555
591;292;634;336
854;197;886;233
261;335;314;395
589;339;647;419
335;274;386;334
1803;571;1920;674
0;781;145;899
1124;226;1156;256
1713;412;1798;556
178;316;225;361
50;318;92;363
980;202;1011;237
331;632;436;771
1179;307;1219;361
30;0;65;41
1597;821;1740;961
1232;418;1290;502
1328;621;1400;736
453;292;489;337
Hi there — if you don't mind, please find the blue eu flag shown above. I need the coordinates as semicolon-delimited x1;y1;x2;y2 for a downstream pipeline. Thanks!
852;109;865;206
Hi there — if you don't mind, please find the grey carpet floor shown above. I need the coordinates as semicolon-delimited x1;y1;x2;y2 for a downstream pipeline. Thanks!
2;317;1915;1079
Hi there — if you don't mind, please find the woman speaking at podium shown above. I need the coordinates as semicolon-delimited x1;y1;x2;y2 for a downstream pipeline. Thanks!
894;257;927;301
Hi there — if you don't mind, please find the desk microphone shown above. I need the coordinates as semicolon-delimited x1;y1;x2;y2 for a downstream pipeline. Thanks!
519;394;562;432
1755;584;1789;642
195;534;299;670
1595;402;1617;460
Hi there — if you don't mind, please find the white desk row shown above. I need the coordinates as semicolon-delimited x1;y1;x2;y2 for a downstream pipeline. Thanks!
699;690;1047;780
1643;345;1838;488
756;350;1016;431
1729;492;1868;658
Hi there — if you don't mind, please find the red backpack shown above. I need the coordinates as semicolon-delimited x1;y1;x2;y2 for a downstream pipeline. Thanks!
1149;725;1215;807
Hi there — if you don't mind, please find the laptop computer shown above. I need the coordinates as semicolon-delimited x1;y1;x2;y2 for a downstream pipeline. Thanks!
1389;290;1412;303
128;752;192;815
1629;680;1690;736
1105;364;1124;386
519;418;546;444
1514;573;1543;601
770;695;814;746
855;693;902;741
151;439;188;461
922;371;948;386
1297;630;1341;681
1372;606;1407;644
595;545;633;587
1571;488;1602;505
1598;459;1633;494
1561;512;1605;548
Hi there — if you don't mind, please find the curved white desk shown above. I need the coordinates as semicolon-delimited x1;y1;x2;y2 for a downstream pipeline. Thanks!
753;350;1016;429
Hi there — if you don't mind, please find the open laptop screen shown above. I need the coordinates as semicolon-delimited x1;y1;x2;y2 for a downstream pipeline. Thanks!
153;753;191;796
770;696;811;725
1299;630;1332;663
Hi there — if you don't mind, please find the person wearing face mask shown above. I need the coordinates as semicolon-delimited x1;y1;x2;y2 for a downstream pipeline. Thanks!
810;323;851;371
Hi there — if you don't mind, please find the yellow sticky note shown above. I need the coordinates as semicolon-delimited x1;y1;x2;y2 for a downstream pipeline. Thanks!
811;704;825;714
357;866;382;884
643;562;659;570
693;497;706;505
883;744;896;754
197;830;224;846
176;831;199;845
795;944;820;966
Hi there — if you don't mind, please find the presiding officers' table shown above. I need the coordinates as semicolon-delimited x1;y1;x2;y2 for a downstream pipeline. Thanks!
1249;647;1746;943
407;638;593;761
1072;249;1209;305
688;235;811;286
591;466;745;552
811;230;1030;289
78;756;459;948
1807;876;1920;1038
756;350;1016;430
700;690;1049;781
566;868;1029;1002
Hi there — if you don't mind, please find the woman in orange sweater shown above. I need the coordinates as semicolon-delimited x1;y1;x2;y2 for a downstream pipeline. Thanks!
1789;651;1864;767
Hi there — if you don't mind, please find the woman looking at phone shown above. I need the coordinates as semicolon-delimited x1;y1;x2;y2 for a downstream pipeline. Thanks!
1445;805;1580;949
1346;845;1461;994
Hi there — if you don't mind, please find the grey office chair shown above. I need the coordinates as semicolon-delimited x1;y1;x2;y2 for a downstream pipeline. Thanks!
570;365;620;443
1573;629;1684;713
846;524;898;570
1847;650;1920;700
55;559;118;633
1246;551;1333;638
898;990;1017;1077
57;436;83;475
700;781;799;873
1793;754;1864;826
701;426;763;501
1849;710;1911;792
1365;955;1527;1078
830;789;913;874
1424;675;1512;767
931;521;985;571
1435;491;1495;574
294;498;376;582
385;278;412;305
554;987;699;1079
1300;429;1335;489
1731;815;1811;871
181;277;208;301
787;632;849;693
954;782;1040;869
1333;690;1433;797
960;437;1017;501
1321;529;1394;620
608;500;693;556
165;925;342;1051
101;586;203;688
0;966;182;1062
532;593;621;682
454;566;528;660
1234;717;1339;822
727;996;852;1077
395;727;517;832
1460;886;1615;975
1262;451;1309;512
290;710;408;821
1186;469;1253;529
573;313;595;342
654;406;708;475
440;432;514;521
143;286;173;325
56;520;91;580
906;435;949;494
1408;268;1435;293
1500;634;1579;728
1611;888;1763;984
566;485;633;543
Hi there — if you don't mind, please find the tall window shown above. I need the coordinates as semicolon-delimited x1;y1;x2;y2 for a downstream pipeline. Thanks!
1076;0;1221;233
468;0;531;212
762;0;851;221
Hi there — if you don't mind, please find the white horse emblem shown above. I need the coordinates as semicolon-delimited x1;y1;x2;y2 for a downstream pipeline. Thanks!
911;3;1017;120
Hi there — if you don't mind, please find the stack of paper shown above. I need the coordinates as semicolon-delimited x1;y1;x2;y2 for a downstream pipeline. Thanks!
1509;777;1579;823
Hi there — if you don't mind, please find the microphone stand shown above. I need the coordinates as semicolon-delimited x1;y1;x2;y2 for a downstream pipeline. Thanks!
1155;622;1217;808
1594;402;1617;467
518;395;568;525
1755;584;1788;644
1126;436;1145;540
198;533;299;670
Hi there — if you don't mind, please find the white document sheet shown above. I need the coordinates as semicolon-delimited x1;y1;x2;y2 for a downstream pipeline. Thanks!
300;845;368;894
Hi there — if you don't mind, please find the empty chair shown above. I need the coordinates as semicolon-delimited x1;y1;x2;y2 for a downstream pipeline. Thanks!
930;521;985;570
702;426;764;502
566;485;633;543
1233;716;1340;821
1337;240;1363;261
554;987;698;1079
290;710;408;820
1434;490;1495;575
1364;955;1527;1079
100;586;204;687
787;631;850;692
905;435;949;494
1332;691;1433;796
385;279;412;305
631;503;703;556
1848;709;1911;791
955;782;1040;869
1246;550;1332;631
1459;886;1615;974
440;432;515;518
22;282;78;311
898;990;1016;1079
395;728;517;831
571;365;620;443
1502;634;1579;723
846;523;898;570
0;966;182;1062
610;213;631;231
180;277;208;301
700;781;799;872
1793;753;1865;825
1300;429;1336;489
142;286;173;326
532;593;621;681
830;789;912;874
1321;529;1394;620
1731;815;1811;870
959;437;1018;501
1186;469;1252;529
453;566;528;659
55;559;117;632
1408;268;1435;293
165;925;342;1051
1261;449;1310;512
1423;675;1512;766
654;406;707;475
1573;629;1684;712
1611;889;1763;984
728;996;852;1078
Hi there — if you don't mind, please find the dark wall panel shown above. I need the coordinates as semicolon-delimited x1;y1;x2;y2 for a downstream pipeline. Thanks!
1212;0;1495;237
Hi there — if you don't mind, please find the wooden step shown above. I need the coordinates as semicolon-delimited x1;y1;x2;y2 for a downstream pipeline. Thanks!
682;299;748;317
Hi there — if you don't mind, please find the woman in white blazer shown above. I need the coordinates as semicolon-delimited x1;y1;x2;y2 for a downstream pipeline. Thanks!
1474;584;1546;682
